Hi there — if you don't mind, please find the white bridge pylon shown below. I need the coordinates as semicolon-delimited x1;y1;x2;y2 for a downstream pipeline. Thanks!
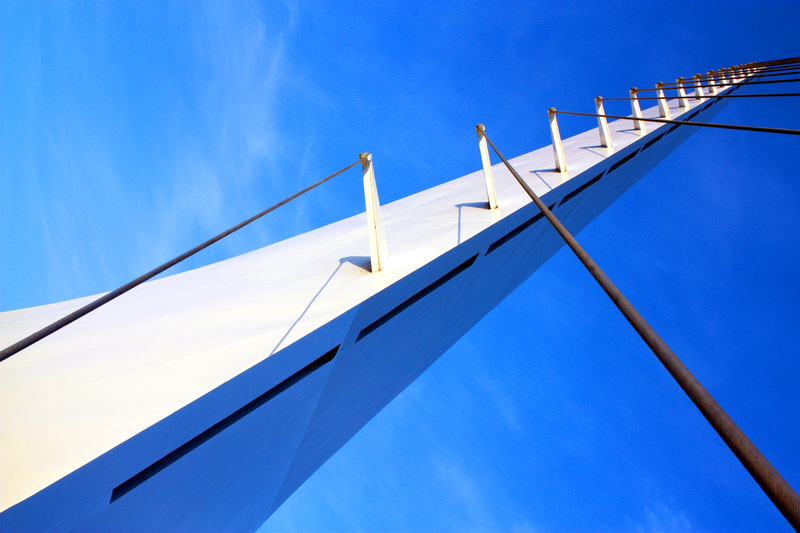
0;68;747;531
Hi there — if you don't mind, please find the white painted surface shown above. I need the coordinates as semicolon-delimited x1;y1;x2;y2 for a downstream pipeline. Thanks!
0;83;736;530
694;74;706;99
360;152;388;273
547;109;567;172
657;82;671;119
476;125;499;210
630;88;645;132
595;97;613;148
677;77;690;107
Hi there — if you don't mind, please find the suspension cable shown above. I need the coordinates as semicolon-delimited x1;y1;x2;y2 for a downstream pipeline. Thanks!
740;69;800;79
599;93;800;101
479;128;800;530
636;77;800;92
0;159;362;363
552;110;800;136
681;70;800;81
673;64;800;80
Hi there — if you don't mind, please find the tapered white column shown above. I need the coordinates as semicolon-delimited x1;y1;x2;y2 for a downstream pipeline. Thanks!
475;125;498;209
595;97;613;148
656;82;671;119
676;77;689;108
629;87;645;132
719;68;729;88
548;108;567;172
360;152;388;272
707;71;718;95
694;74;705;100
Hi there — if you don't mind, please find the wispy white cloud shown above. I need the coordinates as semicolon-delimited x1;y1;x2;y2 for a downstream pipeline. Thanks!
631;500;693;533
141;1;296;270
430;454;499;531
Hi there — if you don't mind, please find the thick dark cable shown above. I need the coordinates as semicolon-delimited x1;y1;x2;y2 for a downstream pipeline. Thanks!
554;110;800;136
693;70;800;81
0;159;361;363
480;129;800;530
733;65;800;73
676;69;800;82
753;57;800;67
733;77;800;87
637;77;800;92
599;93;800;101
645;77;753;88
732;70;800;79
673;63;800;79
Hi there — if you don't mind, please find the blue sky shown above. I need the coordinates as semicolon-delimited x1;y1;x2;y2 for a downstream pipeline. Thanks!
2;1;799;531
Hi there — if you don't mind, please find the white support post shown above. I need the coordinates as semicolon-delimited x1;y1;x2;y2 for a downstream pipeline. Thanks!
656;82;671;119
548;108;567;172
719;68;729;88
707;71;718;95
475;125;498;209
676;77;689;108
629;87;645;133
694;74;705;100
360;152;388;273
595;96;613;148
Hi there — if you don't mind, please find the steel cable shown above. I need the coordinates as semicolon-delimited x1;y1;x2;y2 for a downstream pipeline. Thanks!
479;128;800;530
0;159;361;363
552;110;800;136
599;93;800;101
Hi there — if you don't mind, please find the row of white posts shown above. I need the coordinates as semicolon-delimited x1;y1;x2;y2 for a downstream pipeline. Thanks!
362;63;759;273
549;63;759;171
362;124;502;274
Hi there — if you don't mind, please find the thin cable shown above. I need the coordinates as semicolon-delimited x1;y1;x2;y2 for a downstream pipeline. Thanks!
599;93;800;101
677;64;800;78
553;110;800;136
753;57;800;67
679;69;800;82
0;159;362;363
731;77;800;87
743;66;800;74
705;70;800;80
637;77;800;92
479;128;800;530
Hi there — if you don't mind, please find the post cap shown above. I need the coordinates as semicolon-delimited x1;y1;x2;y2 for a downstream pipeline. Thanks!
359;152;372;163
547;107;557;117
476;124;486;133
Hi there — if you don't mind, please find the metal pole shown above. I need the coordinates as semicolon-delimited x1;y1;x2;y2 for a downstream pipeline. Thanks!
479;129;800;530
